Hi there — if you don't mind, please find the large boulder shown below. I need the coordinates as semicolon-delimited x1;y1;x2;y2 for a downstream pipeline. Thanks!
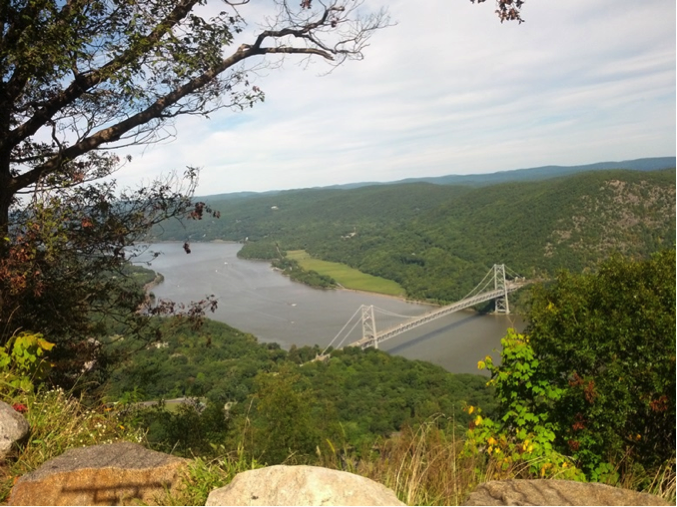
0;401;29;460
9;442;188;506
206;465;405;506
463;479;669;506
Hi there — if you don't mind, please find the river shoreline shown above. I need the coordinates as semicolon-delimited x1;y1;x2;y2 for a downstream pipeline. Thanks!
133;242;516;374
140;240;468;311
143;273;165;293
145;240;440;306
335;285;436;307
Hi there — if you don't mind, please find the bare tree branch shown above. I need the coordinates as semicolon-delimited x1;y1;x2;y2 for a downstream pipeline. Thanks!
5;0;389;196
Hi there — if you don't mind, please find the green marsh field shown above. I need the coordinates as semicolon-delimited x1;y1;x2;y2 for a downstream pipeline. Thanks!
286;250;406;297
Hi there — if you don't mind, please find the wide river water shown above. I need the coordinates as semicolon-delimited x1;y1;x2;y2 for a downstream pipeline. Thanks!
134;242;523;374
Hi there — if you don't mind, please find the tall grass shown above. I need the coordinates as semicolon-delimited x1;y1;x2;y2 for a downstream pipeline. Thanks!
1;390;674;506
0;388;143;502
316;419;481;505
646;460;676;503
615;458;677;505
317;418;676;506
156;445;262;506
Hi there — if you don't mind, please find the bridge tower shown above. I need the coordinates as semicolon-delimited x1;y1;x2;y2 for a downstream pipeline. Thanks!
361;305;378;349
493;264;510;314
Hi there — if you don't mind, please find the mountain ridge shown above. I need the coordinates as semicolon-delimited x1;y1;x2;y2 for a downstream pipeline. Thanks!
199;156;675;200
155;168;676;303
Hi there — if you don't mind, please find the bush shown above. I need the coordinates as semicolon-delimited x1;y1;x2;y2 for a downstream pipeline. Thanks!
469;251;675;481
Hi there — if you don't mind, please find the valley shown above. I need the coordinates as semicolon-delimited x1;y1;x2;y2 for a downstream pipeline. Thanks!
156;166;675;304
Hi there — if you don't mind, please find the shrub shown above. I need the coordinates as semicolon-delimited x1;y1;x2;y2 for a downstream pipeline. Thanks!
468;251;676;482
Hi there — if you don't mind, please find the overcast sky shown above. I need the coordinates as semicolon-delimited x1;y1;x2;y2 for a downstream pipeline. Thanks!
117;0;676;195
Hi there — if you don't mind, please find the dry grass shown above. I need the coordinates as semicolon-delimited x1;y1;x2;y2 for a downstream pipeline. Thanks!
318;418;676;506
1;390;673;506
0;388;143;502
646;460;676;503
319;419;487;505
622;459;677;504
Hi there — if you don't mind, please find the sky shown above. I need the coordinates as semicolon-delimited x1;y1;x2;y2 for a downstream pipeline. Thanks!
117;0;676;195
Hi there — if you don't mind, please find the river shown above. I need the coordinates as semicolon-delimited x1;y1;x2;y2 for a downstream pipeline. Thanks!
133;242;523;374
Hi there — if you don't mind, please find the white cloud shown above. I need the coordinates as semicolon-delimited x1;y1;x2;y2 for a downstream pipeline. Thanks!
116;0;676;194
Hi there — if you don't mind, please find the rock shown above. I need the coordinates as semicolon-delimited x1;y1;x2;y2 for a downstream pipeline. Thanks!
9;442;188;506
206;465;404;506
463;479;669;506
0;401;30;460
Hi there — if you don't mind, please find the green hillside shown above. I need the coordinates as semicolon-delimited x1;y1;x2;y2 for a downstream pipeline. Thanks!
107;318;495;447
155;168;675;302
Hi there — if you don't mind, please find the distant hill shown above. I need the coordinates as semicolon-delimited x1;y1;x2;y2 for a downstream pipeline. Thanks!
196;157;675;199
392;156;676;187
154;168;675;303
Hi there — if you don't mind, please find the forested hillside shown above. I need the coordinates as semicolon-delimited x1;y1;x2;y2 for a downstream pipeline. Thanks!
156;168;675;302
107;318;496;451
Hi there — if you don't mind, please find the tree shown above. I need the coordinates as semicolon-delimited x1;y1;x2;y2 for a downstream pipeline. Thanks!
0;0;389;235
0;0;528;236
526;250;675;477
248;367;321;464
0;173;206;388
471;0;525;24
470;251;676;481
0;0;389;383
0;0;522;384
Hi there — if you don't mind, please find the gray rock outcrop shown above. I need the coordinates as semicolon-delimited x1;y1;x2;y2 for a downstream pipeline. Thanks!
463;479;669;506
206;465;405;506
0;401;29;460
8;441;188;506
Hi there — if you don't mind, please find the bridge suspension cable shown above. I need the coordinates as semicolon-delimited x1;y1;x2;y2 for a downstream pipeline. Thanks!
320;305;363;356
459;267;496;301
505;265;524;279
372;306;416;319
313;263;529;362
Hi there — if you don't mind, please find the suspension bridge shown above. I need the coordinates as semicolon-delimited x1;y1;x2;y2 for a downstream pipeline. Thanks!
314;264;528;360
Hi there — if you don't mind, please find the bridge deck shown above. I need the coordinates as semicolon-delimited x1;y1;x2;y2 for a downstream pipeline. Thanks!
348;282;525;349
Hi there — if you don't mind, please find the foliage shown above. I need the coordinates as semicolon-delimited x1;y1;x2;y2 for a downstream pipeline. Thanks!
243;367;330;464
237;241;281;261
0;0;389;228
0;175;209;390
525;250;676;478
0;331;54;394
471;0;526;24
156;169;675;303
287;249;405;296
156;453;262;506
469;251;676;482
271;256;337;289
465;330;584;480
107;318;286;403
108;317;496;460
134;400;231;458
0;0;389;390
122;264;163;288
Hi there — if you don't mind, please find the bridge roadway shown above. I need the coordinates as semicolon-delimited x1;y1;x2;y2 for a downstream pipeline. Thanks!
347;282;526;349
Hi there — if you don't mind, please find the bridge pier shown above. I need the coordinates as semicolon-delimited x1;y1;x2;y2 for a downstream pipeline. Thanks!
493;264;510;315
347;264;524;351
361;305;377;349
